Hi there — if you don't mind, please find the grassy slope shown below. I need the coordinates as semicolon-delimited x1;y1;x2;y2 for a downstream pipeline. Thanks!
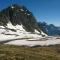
0;44;60;60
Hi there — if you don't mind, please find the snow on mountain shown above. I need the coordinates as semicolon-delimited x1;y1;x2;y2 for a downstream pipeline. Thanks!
20;8;24;11
7;22;25;31
0;22;44;41
0;4;48;47
0;4;44;33
11;6;14;9
5;36;60;47
41;31;47;36
0;4;47;37
0;22;60;47
0;4;60;47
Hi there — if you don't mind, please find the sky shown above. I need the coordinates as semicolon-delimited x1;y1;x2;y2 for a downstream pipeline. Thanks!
0;0;60;26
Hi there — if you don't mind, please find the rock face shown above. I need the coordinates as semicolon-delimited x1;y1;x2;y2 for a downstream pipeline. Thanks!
0;4;48;47
0;4;47;41
0;4;41;33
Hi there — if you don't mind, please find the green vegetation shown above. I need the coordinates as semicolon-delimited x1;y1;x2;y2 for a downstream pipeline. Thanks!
0;44;60;60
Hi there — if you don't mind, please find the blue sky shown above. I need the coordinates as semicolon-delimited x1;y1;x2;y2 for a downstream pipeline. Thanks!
0;0;60;26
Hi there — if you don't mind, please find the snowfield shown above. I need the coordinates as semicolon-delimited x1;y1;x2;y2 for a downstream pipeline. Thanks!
0;23;60;47
4;36;60;47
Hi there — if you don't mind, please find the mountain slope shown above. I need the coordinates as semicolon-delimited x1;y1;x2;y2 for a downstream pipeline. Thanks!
38;22;60;36
0;4;47;41
0;4;41;33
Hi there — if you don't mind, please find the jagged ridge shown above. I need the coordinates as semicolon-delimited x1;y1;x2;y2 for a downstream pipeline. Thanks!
0;4;41;33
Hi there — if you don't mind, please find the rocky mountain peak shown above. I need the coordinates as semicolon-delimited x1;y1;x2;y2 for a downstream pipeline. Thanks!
0;4;47;36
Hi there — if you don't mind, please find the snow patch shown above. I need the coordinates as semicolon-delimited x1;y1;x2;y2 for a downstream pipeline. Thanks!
0;22;49;47
11;6;14;9
6;22;25;31
27;14;30;16
20;9;24;11
4;36;60;47
41;31;47;36
7;22;15;29
0;22;43;41
0;26;5;28
35;29;40;34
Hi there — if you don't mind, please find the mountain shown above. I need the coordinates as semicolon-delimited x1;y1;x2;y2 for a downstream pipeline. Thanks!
38;22;60;36
0;4;40;32
0;4;47;40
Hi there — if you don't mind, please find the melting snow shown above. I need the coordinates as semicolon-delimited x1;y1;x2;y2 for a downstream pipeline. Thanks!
0;26;5;28
11;6;14;9
41;31;47;36
0;22;42;40
7;22;25;31
35;29;40;34
20;9;24;11
1;22;60;47
27;14;30;16
5;36;60;47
